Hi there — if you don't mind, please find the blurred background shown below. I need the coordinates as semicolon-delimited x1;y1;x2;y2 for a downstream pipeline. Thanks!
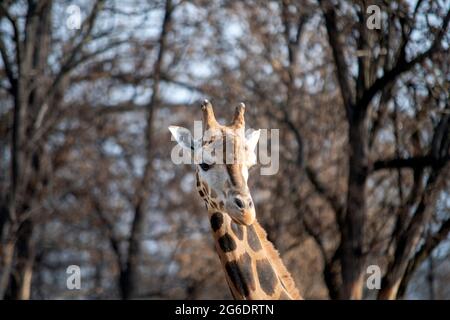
0;0;449;300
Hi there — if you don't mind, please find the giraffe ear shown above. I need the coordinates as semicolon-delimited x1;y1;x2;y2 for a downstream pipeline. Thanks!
169;126;197;151
245;129;260;152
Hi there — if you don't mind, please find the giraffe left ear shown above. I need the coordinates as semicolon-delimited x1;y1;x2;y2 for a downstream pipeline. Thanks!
245;129;260;152
169;126;198;151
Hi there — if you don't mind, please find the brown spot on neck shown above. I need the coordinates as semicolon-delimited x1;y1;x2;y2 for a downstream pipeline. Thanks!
256;259;277;296
224;253;255;298
246;224;262;252
210;212;223;232
218;233;237;252
230;222;244;240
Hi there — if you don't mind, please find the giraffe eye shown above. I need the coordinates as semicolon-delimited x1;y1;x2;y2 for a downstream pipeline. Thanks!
199;163;211;171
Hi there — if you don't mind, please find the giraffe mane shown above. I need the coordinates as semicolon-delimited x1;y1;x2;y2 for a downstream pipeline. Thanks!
252;220;302;299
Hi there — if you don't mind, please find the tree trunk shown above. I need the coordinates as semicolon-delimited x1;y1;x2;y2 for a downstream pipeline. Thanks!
340;116;368;299
378;169;445;300
119;0;173;300
8;219;35;300
0;240;15;299
378;284;400;300
18;257;34;300
120;203;145;300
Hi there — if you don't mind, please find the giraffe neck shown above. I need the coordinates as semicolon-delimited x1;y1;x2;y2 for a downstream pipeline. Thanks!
207;208;301;300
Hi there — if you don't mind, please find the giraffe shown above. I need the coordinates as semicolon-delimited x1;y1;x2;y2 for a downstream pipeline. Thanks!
169;100;302;300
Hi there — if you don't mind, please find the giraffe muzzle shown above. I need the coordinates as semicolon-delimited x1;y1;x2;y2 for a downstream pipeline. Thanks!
227;195;255;226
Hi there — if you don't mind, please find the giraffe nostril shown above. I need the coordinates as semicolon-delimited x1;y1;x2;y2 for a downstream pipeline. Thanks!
234;198;245;209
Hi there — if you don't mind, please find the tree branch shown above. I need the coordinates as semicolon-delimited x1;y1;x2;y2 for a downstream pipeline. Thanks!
0;34;15;91
399;217;450;296
305;165;345;223
319;0;354;117
372;155;450;172
45;0;105;100
0;3;21;77
359;10;450;110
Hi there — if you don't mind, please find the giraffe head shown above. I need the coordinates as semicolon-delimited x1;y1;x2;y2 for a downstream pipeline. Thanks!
169;100;260;226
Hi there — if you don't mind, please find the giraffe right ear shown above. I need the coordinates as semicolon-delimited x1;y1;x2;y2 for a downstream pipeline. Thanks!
169;126;198;151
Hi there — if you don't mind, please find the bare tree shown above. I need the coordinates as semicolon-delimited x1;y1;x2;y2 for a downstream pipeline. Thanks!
1;0;449;300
